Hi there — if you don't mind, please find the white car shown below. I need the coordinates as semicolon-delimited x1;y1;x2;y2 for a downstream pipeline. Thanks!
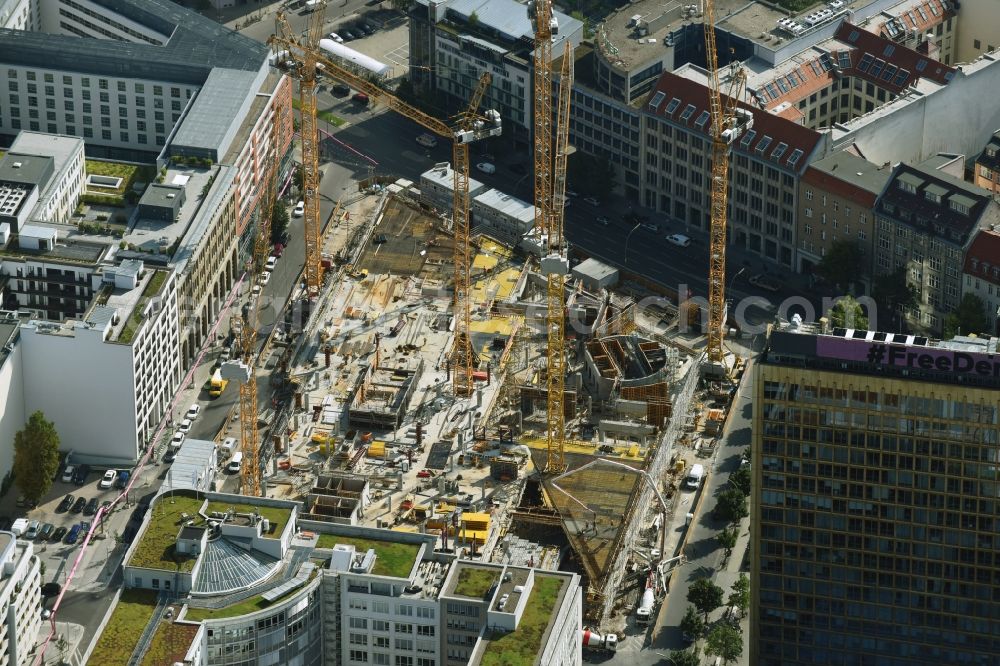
666;233;691;247
328;32;344;43
748;273;781;292
171;432;185;447
178;418;193;434
475;162;496;175
251;284;262;299
265;256;278;271
566;189;579;198
99;469;116;489
583;196;600;206
62;465;76;484
259;271;271;286
293;201;305;217
185;404;200;421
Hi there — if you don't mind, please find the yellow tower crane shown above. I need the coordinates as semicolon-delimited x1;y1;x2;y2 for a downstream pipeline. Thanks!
703;0;751;372
268;17;501;396
528;0;572;474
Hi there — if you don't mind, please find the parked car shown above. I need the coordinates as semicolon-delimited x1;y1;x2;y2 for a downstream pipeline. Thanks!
666;233;692;248
62;465;76;483
115;470;130;489
71;497;86;514
265;256;278;271
185;404;201;421
374;233;388;244
331;83;351;97
748;273;781;292
352;92;370;105
476;162;496;175
596;216;611;226
566;189;579;198
25;520;39;540
64;524;81;545
84;498;99;516
293;200;305;217
327;31;344;42
72;464;91;485
163;448;177;464
357;22;375;35
57;495;75;513
51;526;67;543
259;271;271;286
41;582;61;598
99;469;116;489
583;196;600;206
38;523;54;541
178;418;193;434
171;432;185;448
340;29;357;41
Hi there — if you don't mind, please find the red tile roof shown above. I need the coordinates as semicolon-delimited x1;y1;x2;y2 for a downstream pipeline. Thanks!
963;229;1000;286
645;71;824;174
833;21;955;92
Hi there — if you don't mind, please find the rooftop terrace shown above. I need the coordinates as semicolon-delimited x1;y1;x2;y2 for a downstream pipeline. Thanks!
450;562;499;599
478;574;567;666
315;533;422;578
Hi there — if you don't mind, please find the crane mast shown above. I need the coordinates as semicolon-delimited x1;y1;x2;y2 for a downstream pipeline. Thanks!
269;17;500;397
703;0;749;370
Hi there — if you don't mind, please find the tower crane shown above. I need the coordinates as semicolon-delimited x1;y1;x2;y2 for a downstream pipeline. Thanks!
269;15;500;396
528;0;572;474
703;0;751;372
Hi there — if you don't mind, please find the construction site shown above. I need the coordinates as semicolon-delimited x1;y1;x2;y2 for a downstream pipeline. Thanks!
227;0;753;641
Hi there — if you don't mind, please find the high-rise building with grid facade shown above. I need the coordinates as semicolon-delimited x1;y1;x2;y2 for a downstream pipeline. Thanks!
752;325;1000;666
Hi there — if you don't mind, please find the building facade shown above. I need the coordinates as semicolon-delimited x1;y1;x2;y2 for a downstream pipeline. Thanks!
752;326;1000;665
0;533;42;666
973;129;1000;195
962;228;1000;335
796;151;892;290
874;160;1000;333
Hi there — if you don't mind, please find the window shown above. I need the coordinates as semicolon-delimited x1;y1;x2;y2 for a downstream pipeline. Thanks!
350;618;368;629
351;634;369;645
395;638;413;651
395;658;413;666
925;190;940;203
975;39;982;50
805;207;813;218
350;650;369;663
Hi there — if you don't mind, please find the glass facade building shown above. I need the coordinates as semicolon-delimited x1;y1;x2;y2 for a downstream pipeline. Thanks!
752;328;1000;665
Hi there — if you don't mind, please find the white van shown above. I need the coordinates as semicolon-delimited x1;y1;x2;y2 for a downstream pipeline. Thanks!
227;452;243;473
685;464;705;489
221;437;239;457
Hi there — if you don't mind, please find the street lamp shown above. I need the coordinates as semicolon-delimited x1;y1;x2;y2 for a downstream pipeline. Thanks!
729;266;747;294
623;222;642;265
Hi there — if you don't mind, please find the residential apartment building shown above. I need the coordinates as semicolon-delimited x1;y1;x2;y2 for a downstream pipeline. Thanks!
0;532;42;666
4;132;85;226
874;159;1000;333
973;128;1000;195
752;325;1000;665
641;69;824;268
408;0;583;144
796;151;892;290
962;228;1000;335
117;490;583;666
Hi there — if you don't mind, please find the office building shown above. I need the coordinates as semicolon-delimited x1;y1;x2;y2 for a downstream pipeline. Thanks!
0;532;42;666
796;151;892;289
752;324;1000;665
115;489;582;666
874;158;1000;333
962;228;1000;335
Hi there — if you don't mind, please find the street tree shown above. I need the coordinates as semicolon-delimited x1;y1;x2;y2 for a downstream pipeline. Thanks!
680;605;705;641
270;201;290;246
705;624;743;665
873;267;917;318
687;578;724;622
816;239;864;291
717;527;738;558
944;293;989;338
827;295;870;330
729;465;751;496
728;573;751;618
714;488;749;524
668;648;701;666
13;411;60;504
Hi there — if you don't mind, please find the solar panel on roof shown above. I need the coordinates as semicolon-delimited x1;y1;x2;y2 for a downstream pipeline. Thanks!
893;69;909;86
665;98;682;114
858;53;874;72
869;59;885;77
882;64;898;81
788;148;804;167
838;51;851;69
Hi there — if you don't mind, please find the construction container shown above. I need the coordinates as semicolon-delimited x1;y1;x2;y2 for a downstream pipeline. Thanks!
368;440;385;458
462;512;490;531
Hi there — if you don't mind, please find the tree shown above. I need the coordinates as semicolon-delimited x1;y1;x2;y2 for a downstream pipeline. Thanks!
680;605;705;641
14;411;60;504
714;488;749;524
827;295;869;330
729;465;751;496
717;527;738;558
816;239;864;291
728;573;750;618
687;578;724;622
668;648;701;666
292;166;304;191
944;293;989;338
468;10;479;26
271;201;290;245
705;624;743;665
873;267;917;319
